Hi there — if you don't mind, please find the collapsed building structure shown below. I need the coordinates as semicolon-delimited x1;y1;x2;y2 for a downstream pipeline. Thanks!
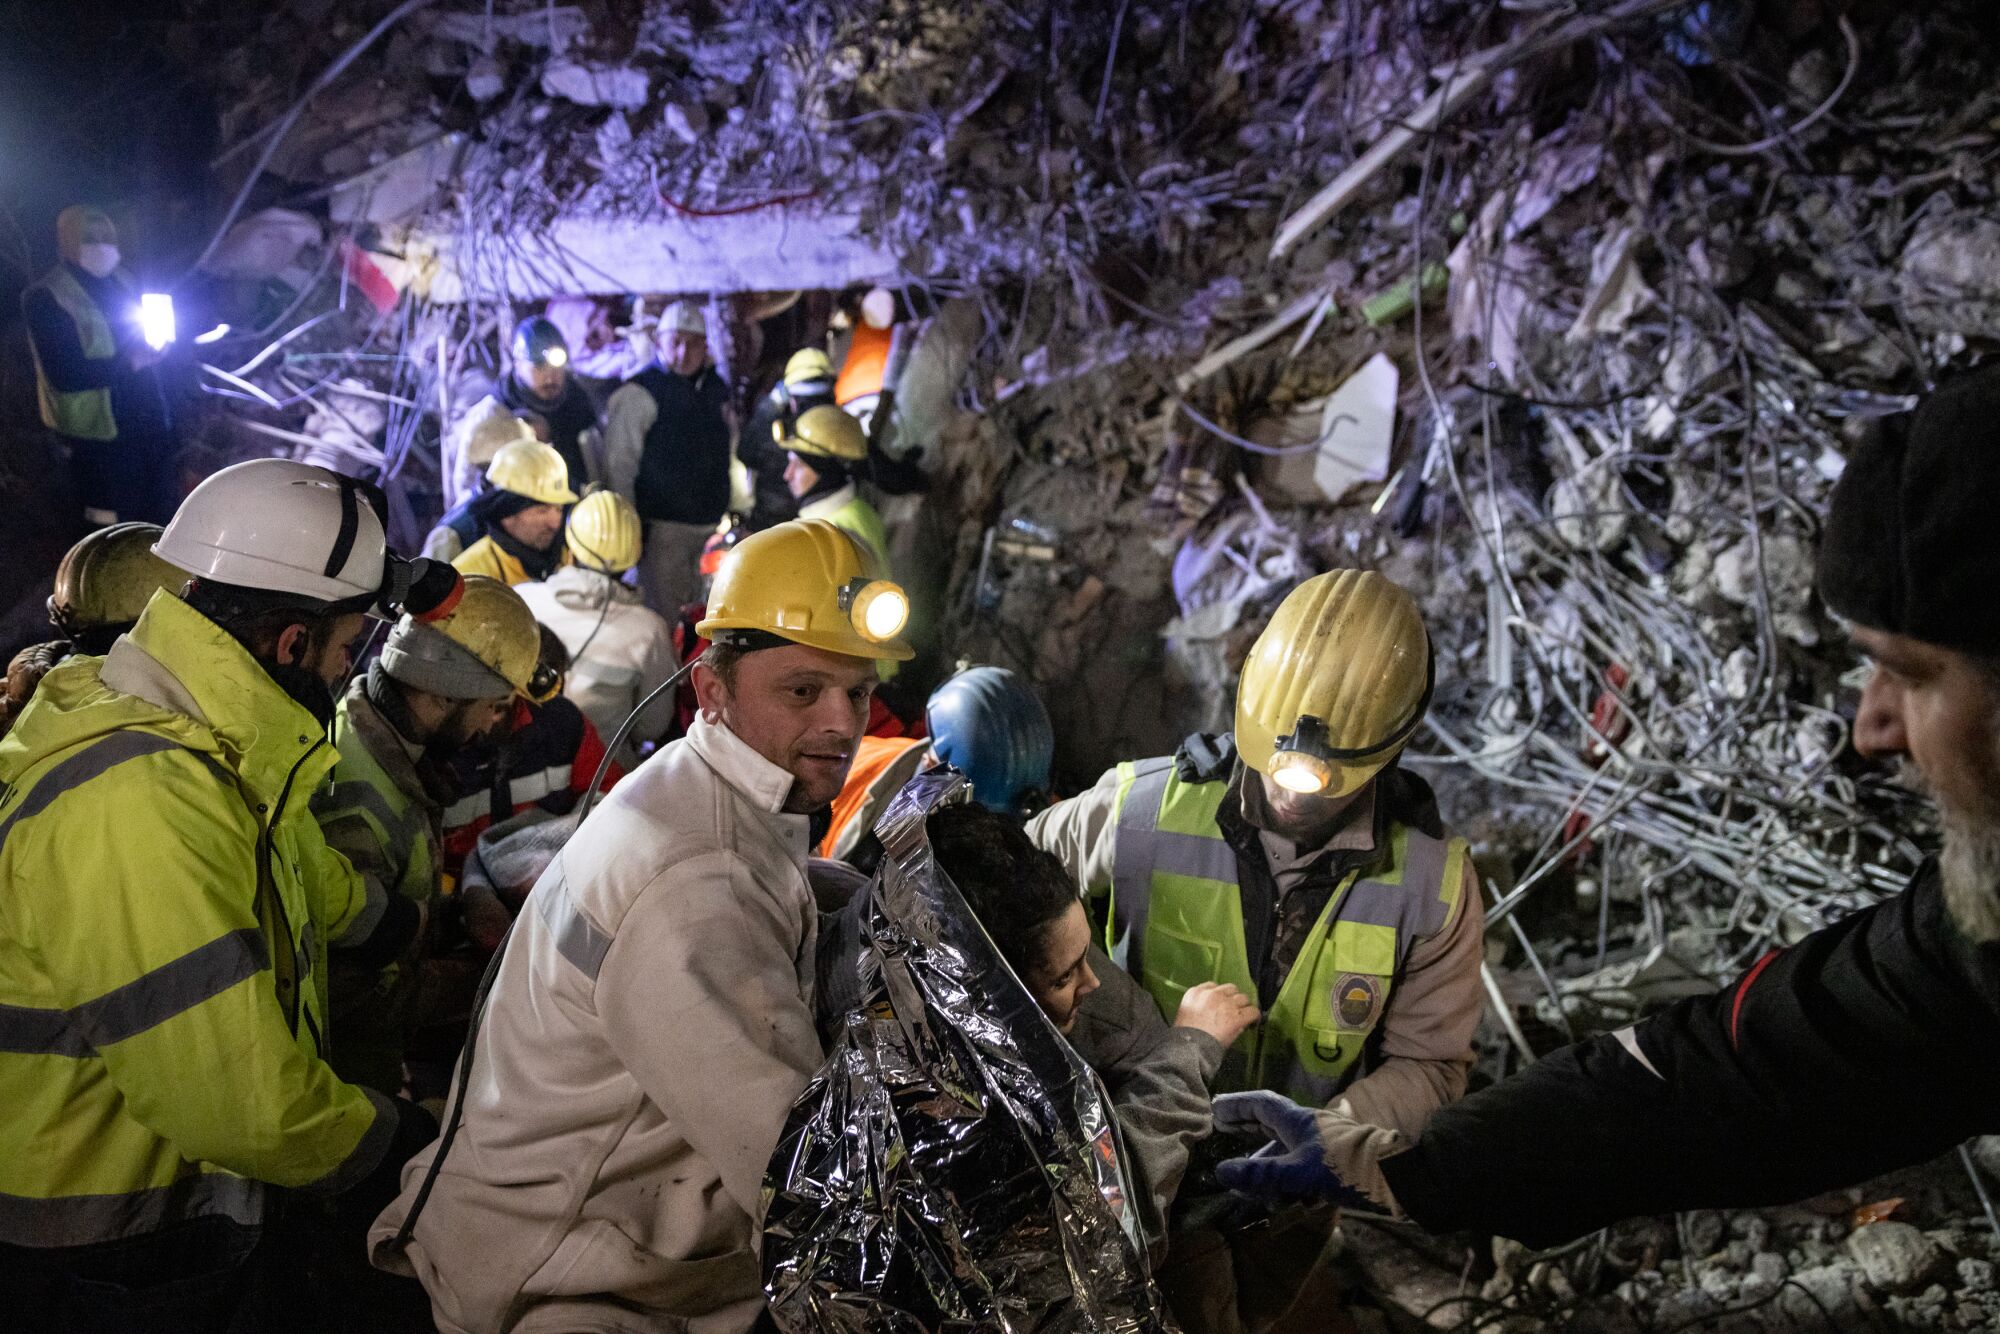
110;0;2000;1325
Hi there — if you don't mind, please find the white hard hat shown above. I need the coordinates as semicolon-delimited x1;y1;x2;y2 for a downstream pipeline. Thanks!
661;299;706;336
155;458;458;619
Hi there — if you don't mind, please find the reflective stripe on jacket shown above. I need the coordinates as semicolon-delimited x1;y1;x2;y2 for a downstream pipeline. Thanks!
25;264;119;440
1106;757;1468;1105
0;590;392;1247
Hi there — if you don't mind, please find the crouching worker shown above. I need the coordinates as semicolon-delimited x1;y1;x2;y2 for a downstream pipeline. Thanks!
818;802;1259;1256
1028;569;1483;1333
312;575;544;1092
0;459;451;1329
371;517;913;1334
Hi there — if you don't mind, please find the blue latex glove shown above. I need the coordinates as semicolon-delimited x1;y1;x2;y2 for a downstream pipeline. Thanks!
1212;1090;1372;1208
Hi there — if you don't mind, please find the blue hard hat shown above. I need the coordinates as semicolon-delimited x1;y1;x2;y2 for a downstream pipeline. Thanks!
511;316;569;367
926;666;1054;815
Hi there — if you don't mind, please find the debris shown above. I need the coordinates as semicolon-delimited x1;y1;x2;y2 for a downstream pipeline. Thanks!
200;207;324;280
1313;353;1398;503
1848;1221;1950;1294
465;56;506;102
539;61;650;109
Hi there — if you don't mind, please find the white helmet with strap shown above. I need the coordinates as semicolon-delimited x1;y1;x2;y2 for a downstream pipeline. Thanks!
155;458;461;620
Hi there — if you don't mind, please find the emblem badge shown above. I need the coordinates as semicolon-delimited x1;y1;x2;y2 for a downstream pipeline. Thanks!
1333;972;1381;1028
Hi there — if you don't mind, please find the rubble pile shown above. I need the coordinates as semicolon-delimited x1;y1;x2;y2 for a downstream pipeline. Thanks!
1336;1146;2000;1331
168;0;2000;1302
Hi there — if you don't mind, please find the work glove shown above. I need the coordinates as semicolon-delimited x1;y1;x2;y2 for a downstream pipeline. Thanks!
1212;1090;1377;1209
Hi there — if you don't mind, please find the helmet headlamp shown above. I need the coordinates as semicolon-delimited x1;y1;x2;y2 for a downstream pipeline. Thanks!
839;577;909;643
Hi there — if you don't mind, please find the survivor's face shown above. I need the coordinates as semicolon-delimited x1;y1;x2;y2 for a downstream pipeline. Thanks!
516;358;567;402
1850;625;2000;825
662;330;706;377
783;453;820;500
1028;900;1100;1033
499;503;565;553
1255;770;1366;848
694;643;876;812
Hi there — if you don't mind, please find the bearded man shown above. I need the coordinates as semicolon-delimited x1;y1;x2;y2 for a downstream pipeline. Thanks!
1213;364;2000;1248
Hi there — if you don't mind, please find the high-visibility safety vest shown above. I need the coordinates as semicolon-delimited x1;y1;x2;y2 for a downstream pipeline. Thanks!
25;263;123;441
818;734;926;860
0;590;389;1249
1106;757;1469;1105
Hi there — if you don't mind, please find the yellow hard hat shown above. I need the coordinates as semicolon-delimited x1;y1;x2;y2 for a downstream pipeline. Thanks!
778;405;867;462
48;523;184;637
485;439;579;506
697;518;914;661
566;490;642;573
382;574;545;699
1235;569;1433;799
784;347;832;386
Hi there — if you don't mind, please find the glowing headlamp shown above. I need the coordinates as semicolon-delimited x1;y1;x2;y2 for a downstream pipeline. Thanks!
542;345;568;368
138;294;176;351
1268;716;1338;794
839;576;909;643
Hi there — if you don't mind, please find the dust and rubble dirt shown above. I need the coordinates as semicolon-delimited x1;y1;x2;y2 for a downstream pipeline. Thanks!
17;0;2000;1325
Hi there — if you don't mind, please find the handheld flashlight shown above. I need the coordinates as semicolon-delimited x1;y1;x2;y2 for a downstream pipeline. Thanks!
138;294;176;351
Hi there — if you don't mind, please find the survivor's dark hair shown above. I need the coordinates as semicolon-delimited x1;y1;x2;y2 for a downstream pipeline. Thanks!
926;802;1080;983
536;622;571;675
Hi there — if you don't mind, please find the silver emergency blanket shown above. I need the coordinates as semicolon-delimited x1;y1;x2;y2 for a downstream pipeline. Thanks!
762;768;1176;1332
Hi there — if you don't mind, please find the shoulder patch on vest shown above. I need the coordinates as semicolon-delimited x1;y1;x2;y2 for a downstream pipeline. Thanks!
1333;972;1382;1028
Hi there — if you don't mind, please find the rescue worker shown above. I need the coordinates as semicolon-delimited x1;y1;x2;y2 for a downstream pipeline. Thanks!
0;522;184;740
739;346;836;532
21;205;177;525
602;298;733;617
437;623;623;893
450;438;578;586
819;664;1055;864
493;315;599;494
311;576;543;1092
371;518;913;1333
780;404;890;571
514;488;679;767
1212;363;2000;1250
1027;568;1483;1333
0;458;451;1327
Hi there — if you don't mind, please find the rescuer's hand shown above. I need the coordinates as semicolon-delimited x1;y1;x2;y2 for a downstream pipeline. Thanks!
1212;1090;1374;1208
1174;981;1261;1048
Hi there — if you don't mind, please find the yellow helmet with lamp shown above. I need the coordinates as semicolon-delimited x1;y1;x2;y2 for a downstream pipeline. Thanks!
776;404;867;462
48;522;184;641
697;518;913;661
784;347;832;386
1235;569;1433;799
566;490;642;573
485;438;579;507
381;574;550;701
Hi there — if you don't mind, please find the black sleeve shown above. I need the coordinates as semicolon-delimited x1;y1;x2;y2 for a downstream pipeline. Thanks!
22;287;119;392
1384;868;2000;1248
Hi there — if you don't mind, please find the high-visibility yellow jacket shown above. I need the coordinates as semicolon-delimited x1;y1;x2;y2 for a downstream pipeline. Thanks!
0;590;396;1249
24;263;121;441
452;533;568;587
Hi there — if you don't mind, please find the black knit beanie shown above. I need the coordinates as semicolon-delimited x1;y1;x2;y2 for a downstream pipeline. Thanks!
1818;362;2000;655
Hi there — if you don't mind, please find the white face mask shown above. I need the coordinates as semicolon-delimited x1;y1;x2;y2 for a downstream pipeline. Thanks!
76;243;120;278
